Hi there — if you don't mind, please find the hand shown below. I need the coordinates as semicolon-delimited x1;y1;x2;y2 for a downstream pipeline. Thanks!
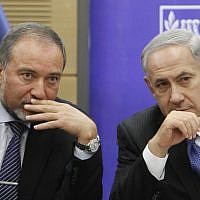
148;110;200;157
24;99;97;144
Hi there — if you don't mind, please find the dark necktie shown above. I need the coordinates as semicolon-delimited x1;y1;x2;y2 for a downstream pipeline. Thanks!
0;121;27;200
187;138;200;176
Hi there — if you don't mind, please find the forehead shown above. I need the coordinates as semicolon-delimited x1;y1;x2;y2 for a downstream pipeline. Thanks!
147;45;194;66
5;37;64;74
146;45;199;78
12;36;59;53
12;37;63;62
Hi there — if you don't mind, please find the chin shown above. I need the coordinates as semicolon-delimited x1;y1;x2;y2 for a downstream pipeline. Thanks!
1;101;26;121
13;108;27;121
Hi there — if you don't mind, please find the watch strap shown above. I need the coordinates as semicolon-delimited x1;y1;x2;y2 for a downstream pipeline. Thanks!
75;135;100;153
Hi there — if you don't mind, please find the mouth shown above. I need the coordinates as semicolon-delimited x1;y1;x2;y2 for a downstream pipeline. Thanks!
170;106;193;112
22;100;31;106
175;108;191;111
22;107;37;115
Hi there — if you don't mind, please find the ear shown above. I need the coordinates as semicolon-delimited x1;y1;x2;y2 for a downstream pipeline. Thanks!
144;76;155;97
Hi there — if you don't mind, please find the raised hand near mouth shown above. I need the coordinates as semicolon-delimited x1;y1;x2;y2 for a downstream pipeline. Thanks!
148;110;200;158
24;98;97;144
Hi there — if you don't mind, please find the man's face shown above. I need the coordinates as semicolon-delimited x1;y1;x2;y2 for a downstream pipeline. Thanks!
0;37;64;120
145;45;200;117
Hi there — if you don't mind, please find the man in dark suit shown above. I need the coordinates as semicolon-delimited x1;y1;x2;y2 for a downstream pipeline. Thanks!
110;29;200;200
0;22;102;200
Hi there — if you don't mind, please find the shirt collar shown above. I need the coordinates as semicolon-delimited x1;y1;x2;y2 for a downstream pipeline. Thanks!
0;101;16;123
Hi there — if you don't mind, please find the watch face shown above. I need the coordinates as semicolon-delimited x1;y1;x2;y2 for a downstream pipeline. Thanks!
89;140;100;153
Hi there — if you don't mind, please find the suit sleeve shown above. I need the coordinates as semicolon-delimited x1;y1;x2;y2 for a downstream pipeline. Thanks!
54;98;103;200
70;148;103;200
109;122;161;200
55;148;103;200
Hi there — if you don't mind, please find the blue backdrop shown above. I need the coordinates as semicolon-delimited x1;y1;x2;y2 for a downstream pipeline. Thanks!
89;1;200;199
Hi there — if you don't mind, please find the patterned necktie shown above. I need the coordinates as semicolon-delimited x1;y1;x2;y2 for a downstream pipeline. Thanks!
0;121;27;200
187;138;200;176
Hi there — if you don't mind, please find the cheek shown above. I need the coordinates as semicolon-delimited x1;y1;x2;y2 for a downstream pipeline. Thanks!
3;85;21;102
155;96;170;114
3;83;31;105
189;92;200;107
46;87;59;100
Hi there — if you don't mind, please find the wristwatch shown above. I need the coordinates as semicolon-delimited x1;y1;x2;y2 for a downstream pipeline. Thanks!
75;135;100;153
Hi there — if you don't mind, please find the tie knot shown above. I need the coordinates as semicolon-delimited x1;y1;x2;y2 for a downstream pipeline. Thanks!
7;121;28;138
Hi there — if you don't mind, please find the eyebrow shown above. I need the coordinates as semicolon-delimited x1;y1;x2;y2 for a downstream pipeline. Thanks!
153;71;194;86
153;78;167;86
47;72;62;76
18;68;62;76
176;71;193;78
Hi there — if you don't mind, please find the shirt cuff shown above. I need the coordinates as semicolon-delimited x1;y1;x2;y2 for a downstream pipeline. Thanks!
143;144;168;180
74;146;94;160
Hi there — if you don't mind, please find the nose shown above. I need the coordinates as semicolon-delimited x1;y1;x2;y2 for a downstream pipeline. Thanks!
30;79;46;100
169;86;184;105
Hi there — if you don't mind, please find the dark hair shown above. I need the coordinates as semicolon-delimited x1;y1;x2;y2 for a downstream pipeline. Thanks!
0;22;66;69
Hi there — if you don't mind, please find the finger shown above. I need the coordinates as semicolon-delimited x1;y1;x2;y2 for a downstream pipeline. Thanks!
30;98;60;106
175;120;189;139
187;118;198;138
26;113;58;122
24;104;58;113
33;121;58;130
183;120;193;139
31;99;75;112
173;112;199;139
188;113;200;131
193;115;200;127
182;113;199;139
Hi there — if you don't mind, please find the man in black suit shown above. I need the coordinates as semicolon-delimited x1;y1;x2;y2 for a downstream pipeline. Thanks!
0;22;102;200
110;29;200;200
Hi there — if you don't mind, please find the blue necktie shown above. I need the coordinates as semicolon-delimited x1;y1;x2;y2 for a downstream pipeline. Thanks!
0;121;27;200
187;138;200;176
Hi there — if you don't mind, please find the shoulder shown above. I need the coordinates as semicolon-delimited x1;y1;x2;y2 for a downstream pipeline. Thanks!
120;105;164;128
117;105;164;148
55;97;78;108
55;97;87;115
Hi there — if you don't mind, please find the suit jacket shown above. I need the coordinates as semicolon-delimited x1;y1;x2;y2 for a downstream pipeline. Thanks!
110;105;200;200
18;99;103;200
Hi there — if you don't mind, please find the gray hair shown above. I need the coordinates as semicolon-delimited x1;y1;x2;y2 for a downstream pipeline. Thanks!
0;22;66;69
141;29;200;74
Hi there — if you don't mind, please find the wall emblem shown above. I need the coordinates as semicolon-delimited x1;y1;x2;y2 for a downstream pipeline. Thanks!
160;5;200;35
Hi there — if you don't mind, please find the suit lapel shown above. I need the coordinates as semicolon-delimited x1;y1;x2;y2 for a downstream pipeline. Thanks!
168;141;200;200
19;127;52;200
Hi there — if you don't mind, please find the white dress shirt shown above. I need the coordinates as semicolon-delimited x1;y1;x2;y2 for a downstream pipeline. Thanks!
143;135;200;180
0;102;29;168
